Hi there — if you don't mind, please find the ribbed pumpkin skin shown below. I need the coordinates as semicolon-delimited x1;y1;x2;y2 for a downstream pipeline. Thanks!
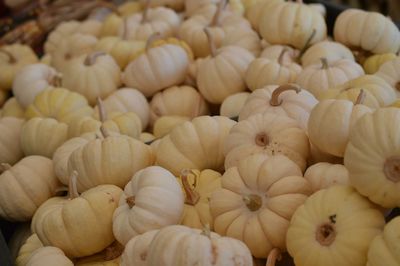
16;234;43;266
0;117;24;165
26;247;73;266
120;230;159;266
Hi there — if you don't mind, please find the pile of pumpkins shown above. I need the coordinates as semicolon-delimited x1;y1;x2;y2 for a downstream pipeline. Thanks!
1;0;400;265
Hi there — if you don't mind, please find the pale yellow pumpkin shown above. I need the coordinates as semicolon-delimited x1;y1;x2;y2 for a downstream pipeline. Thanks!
304;163;349;192
287;186;385;266
260;44;300;64
120;230;159;266
26;246;73;266
117;1;143;17
0;44;38;90
20;118;68;158
210;154;311;258
363;53;397;74
113;166;184;245
220;92;250;119
301;40;355;66
376;57;400;96
224;112;310;171
67;116;101;138
16;234;43;266
221;27;261;57
334;9;400;54
245;0;283;32
0;117;24;165
153;116;190;138
100;14;123;37
0;156;60;221
156;116;236;175
344;108;400;208
1;97;25;118
62;52;121;105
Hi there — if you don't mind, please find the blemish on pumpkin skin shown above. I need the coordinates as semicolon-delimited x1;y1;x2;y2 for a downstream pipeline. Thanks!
329;214;337;224
211;243;218;265
140;251;147;261
106;192;115;203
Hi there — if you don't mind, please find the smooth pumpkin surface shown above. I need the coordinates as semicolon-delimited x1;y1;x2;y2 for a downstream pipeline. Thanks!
304;163;349;192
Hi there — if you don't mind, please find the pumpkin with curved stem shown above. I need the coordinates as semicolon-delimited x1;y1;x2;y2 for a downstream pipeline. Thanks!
334;9;400;54
239;84;318;131
153;116;190;138
197;28;254;104
224;112;310;171
220;92;250;119
363;53;397;74
296;58;364;98
344;108;400;208
113;166;184;245
156;116;236;175
12;64;61;109
32;172;123;258
210;154;311;258
300;41;355;66
62;52;121;106
304;163;349;192
376;57;400;96
25;88;93;125
245;49;302;91
21;118;68;158
120;230;159;266
147;225;253;265
16;234;43;266
287;186;385;266
0;44;38;90
1;98;25;119
308;90;372;157
260;45;300;64
150;85;208;125
0;117;24;165
178;169;221;229
26;247;73;266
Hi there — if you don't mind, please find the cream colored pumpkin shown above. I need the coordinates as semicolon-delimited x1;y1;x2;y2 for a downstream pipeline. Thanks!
0;44;38;90
67;116;101;138
210;154;311;258
334;9;400;54
220;92;250;119
25;88;93;125
224;112;310;171
120;230;159;266
62;52;121;105
178;169;221;229
26;247;73;266
296;58;364;98
344;108;400;208
140;132;156;143
20;118;68;158
245;0;283;32
12;64;60;108
286;185;385;266
0;117;24;165
308;93;372;157
16;234;43;266
0;156;60;221
304;163;349;192
363;53;397;74
150;85;208;124
184;0;219;18
239;84;318;131
100;14;123;37
221;27;261;57
147;225;253;265
1;97;25;118
376;57;400;96
31;174;123;258
112;166;184;245
367;216;400;266
301;41;355;66
260;44;300;64
156;116;236;175
153;116;190;138
259;0;327;49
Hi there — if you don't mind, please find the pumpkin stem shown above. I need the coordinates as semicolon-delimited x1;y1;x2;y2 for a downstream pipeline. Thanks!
0;163;12;171
204;28;217;57
201;224;212;238
210;0;226;26
320;58;329;69
50;73;63;87
0;49;16;64
145;32;162;52
316;222;336;246
243;194;262;211
255;133;269;146
100;125;110;138
297;29;316;61
180;169;200;206
68;171;80;199
122;18;129;40
84;52;106;66
269;84;301;106
355;89;366;105
126;196;135;208
104;242;125;261
266;248;282;266
395;81;400;92
384;156;400;183
96;97;107;122
141;0;151;23
278;48;289;65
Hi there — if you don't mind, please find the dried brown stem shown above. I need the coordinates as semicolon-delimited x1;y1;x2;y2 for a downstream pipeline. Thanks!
180;169;200;206
320;58;329;69
355;89;366;105
0;49;16;63
270;84;301;106
145;32;162;51
84;51;106;66
243;194;262;211
204;28;217;57
266;248;282;266
68;171;79;199
210;0;226;26
141;0;151;23
96;97;107;122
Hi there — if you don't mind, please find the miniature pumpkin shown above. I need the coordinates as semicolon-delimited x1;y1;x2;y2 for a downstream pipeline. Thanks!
117;1;143;17
0;156;60;221
304;162;349;192
344;108;400;208
153;116;190;138
178;169;221;229
0;117;24;165
156;116;236;175
150;85;208;124
25;88;93;125
16;234;43;266
26;247;73;266
308;91;372;157
221;27;262;57
239;84;318;131
62;52;121;105
245;49;302;91
300;41;355;66
113;166;184;245
210;154;311;258
363;53;397;74
32;172;123;258
286;185;385;266
296;58;364;98
220;92;250;119
376;57;400;96
123;35;190;97
224;112;310;171
197;29;254;104
367;216;400;266
245;0;283;32
259;44;300;64
120;230;159;266
1;97;25;119
67;116;101;138
100;14;123;37
334;9;400;54
0;44;38;90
